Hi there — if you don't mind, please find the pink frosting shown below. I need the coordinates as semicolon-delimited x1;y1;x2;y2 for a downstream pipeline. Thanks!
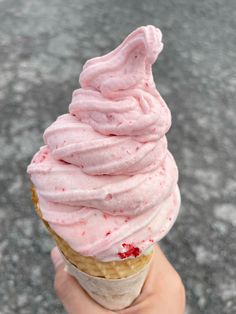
27;25;180;261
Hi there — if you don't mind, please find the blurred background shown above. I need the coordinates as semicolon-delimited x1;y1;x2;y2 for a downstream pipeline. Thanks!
0;0;236;313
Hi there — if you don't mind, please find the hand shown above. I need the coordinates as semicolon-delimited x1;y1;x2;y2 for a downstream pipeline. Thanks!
51;245;185;314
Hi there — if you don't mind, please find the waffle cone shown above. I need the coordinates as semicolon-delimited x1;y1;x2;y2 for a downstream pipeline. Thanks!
31;187;153;279
65;257;151;310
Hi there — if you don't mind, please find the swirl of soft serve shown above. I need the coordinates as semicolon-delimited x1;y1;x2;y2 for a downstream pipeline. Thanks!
28;25;180;261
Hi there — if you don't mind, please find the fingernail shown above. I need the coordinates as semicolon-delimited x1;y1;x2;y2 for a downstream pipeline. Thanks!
51;246;64;269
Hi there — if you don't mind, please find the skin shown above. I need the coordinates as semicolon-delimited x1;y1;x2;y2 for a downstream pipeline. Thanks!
51;245;186;314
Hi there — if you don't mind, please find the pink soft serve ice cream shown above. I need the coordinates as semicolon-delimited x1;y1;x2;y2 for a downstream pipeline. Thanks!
27;25;180;261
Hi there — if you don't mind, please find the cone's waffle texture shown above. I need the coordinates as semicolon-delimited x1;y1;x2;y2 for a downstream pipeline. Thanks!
65;259;150;310
31;187;153;279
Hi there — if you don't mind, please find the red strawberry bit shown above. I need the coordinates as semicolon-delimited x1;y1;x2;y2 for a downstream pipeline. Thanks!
118;243;141;259
124;216;130;223
105;193;113;200
159;164;165;175
60;160;69;165
103;213;108;220
34;152;48;163
105;231;111;237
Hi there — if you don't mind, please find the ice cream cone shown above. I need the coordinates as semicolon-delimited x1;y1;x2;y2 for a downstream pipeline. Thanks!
27;26;181;311
32;187;153;309
64;258;150;310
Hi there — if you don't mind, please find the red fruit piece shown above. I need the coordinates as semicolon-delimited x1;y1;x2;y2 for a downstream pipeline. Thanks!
105;231;111;237
118;243;141;259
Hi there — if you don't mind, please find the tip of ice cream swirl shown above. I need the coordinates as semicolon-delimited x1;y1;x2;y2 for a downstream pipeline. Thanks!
79;25;163;95
69;25;170;141
43;26;171;176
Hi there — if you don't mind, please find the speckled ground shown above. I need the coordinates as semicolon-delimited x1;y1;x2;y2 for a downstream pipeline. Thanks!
0;0;236;313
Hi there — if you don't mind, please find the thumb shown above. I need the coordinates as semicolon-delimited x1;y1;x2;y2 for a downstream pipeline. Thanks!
51;247;111;314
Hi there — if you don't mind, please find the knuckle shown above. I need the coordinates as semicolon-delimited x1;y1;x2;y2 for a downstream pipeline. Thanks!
54;271;69;298
172;272;186;297
172;273;186;311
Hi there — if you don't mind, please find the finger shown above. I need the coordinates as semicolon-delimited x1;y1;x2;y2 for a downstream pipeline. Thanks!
51;247;112;314
51;246;65;268
146;245;182;289
119;245;185;314
141;245;185;309
143;245;185;313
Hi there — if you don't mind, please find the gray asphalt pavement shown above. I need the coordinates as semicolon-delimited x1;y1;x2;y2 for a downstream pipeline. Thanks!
0;0;236;313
